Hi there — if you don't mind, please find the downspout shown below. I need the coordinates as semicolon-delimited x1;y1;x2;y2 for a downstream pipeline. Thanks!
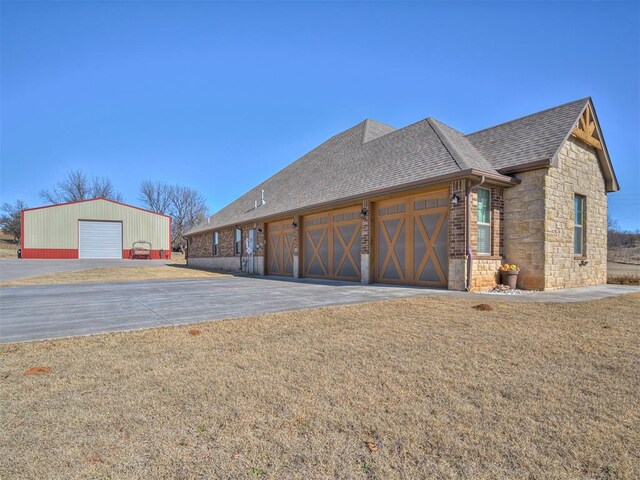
466;176;486;291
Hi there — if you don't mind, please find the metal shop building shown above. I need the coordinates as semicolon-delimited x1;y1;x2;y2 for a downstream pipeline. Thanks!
21;198;171;259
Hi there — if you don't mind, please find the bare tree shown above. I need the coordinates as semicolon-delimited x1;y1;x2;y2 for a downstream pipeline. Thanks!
608;215;640;249
39;169;123;204
170;186;208;252
138;181;173;215
0;200;28;243
138;181;208;252
92;176;124;202
608;215;620;232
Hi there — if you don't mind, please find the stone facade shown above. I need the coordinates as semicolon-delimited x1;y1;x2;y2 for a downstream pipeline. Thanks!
504;169;547;289
504;136;608;290
470;258;502;290
544;137;607;288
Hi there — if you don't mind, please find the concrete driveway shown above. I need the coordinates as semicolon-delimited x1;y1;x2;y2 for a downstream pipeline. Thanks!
0;259;173;283
0;276;437;343
1;275;638;343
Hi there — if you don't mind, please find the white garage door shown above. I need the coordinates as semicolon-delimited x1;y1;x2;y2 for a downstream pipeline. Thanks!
79;221;122;259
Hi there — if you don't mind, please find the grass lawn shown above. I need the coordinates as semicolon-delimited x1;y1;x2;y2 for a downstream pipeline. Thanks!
0;265;228;287
0;232;19;259
1;294;639;479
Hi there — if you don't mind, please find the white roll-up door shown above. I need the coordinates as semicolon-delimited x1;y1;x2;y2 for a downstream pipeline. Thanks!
79;221;122;259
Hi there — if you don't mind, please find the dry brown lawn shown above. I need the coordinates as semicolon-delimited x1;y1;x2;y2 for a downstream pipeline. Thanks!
1;294;639;479
0;265;228;287
608;263;640;286
0;248;18;259
0;232;19;259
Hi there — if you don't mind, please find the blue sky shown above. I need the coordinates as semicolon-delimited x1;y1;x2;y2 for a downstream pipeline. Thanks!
1;1;639;229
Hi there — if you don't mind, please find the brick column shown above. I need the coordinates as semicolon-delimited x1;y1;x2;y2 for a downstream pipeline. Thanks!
292;215;301;278
360;200;372;284
448;180;467;290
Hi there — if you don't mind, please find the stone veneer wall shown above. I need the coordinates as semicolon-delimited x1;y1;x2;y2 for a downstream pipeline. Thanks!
504;136;608;290
470;258;502;290
544;137;607;288
504;169;547;289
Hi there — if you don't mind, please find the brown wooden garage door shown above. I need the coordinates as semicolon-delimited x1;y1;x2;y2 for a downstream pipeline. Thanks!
375;190;449;287
303;206;361;281
266;219;294;276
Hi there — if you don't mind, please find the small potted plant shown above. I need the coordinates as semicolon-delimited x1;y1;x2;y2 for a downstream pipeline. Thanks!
499;263;520;289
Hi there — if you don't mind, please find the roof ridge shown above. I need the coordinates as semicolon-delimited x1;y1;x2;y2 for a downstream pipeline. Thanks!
361;118;396;144
426;118;466;171
466;97;590;137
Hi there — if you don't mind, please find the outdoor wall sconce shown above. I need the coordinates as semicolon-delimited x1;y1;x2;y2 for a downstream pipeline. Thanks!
451;194;460;205
360;208;368;218
291;221;298;228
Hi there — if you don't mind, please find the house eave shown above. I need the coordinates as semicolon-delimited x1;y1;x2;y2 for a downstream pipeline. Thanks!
185;169;518;236
498;159;552;175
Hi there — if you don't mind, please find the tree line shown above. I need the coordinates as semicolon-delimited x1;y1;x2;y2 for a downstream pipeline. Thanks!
608;216;640;249
0;170;208;252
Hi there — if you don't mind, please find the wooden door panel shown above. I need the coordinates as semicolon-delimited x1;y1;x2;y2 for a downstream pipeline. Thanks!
377;216;406;281
283;232;294;275
413;212;447;284
304;225;329;277
303;207;361;281
268;231;281;274
267;220;294;276
333;223;361;279
375;190;449;287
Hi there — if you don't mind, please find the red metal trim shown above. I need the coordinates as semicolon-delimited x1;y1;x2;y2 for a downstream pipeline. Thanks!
22;197;171;219
21;248;169;260
21;248;79;259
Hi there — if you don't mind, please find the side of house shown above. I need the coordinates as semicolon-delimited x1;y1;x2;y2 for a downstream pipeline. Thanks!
186;98;618;291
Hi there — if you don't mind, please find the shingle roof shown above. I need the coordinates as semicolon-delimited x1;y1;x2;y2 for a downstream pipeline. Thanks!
428;118;495;172
466;98;589;171
188;98;602;235
189;118;509;234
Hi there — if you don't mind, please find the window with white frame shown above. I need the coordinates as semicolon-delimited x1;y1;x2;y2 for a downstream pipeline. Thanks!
574;195;585;256
213;232;219;256
477;188;491;255
234;228;242;255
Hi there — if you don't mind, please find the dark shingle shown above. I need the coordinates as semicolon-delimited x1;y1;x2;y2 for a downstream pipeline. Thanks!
189;99;591;234
189;118;494;233
428;118;494;172
466;98;588;170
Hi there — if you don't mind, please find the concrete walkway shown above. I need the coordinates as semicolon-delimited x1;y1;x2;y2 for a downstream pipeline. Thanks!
473;283;640;302
0;276;638;343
